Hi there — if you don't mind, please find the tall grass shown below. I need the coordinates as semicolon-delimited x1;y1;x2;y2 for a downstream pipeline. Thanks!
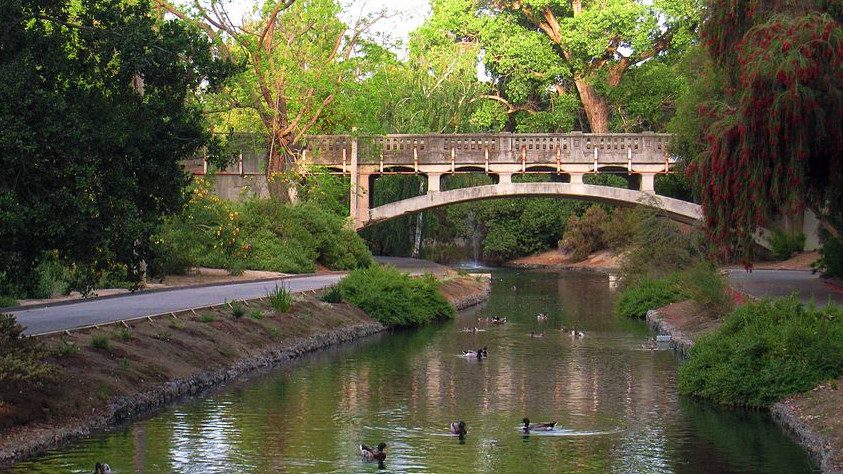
679;297;843;407
267;285;293;313
615;277;686;319
335;266;454;328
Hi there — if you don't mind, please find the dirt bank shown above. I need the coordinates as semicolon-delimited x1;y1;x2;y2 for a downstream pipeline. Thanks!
647;302;843;473
505;249;619;273
0;276;489;466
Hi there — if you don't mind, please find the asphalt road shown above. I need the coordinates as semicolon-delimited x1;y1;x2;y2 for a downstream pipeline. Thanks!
11;257;451;336
727;269;843;306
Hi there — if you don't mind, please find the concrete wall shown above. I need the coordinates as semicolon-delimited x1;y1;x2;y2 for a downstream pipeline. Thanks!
212;175;269;201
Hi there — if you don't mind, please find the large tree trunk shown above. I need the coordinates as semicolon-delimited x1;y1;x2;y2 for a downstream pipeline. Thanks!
575;77;610;133
265;131;299;202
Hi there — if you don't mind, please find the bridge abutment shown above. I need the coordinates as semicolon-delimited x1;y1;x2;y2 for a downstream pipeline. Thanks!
640;173;656;193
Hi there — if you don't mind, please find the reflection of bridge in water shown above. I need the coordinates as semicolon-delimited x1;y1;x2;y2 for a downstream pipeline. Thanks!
188;132;702;229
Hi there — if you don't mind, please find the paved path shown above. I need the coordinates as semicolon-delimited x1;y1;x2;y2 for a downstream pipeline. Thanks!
727;269;843;306
10;257;450;336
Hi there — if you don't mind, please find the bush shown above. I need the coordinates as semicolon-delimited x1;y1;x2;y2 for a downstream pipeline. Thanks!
33;253;69;298
813;235;843;278
0;295;17;308
336;266;454;328
675;263;734;318
116;328;133;341
199;314;216;323
769;231;806;260
247;308;265;320
321;285;343;303
615;277;686;319
559;205;608;261
90;335;111;351
678;297;843;407
0;314;53;385
51;338;80;357
267;285;293;313
230;301;245;318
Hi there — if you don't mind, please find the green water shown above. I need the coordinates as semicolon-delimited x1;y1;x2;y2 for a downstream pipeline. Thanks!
8;270;815;473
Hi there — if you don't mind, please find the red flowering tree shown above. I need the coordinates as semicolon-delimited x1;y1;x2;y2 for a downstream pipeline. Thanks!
685;1;842;260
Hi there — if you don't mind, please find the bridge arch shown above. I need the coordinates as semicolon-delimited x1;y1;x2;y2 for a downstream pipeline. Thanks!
359;182;703;229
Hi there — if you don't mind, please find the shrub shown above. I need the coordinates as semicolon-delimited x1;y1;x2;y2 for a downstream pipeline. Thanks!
51;338;80;357
247;308;265;320
336;266;454;328
679;297;843;407
153;331;172;342
0;295;17;308
321;285;343;303
230;301;245;318
675;263;734;318
116;328;132;341
199;314;216;323
90;335;111;351
0;314;53;385
615;277;685;319
813;235;843;278
267;285;293;313
33;253;69;298
559;205;608;261
769;231;806;260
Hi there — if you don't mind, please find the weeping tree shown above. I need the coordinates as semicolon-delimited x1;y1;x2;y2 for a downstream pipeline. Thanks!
681;1;842;260
154;0;384;201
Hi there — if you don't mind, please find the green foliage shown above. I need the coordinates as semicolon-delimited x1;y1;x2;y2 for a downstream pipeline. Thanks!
247;308;265;320
679;297;843;407
560;205;609;261
769;231;806;261
152;331;172;342
0;314;53;386
230;301;245;319
813;235;843;278
153;180;372;275
51;338;80;358
0;0;236;295
675;263;734;318
33;253;69;299
336;266;454;328
0;295;17;308
321;286;343;304
199;314;216;323
116;328;132;341
90;335;111;351
267;286;293;314
615;277;686;319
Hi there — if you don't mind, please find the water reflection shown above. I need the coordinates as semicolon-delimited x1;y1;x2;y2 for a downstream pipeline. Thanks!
10;270;814;473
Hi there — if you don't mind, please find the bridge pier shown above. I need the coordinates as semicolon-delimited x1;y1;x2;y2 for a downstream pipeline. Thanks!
426;172;442;193
497;173;512;184
569;173;584;185
640;173;656;193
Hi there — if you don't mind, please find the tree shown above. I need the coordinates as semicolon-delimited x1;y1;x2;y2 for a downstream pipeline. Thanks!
154;0;384;201
676;1;842;260
421;0;700;132
0;0;235;294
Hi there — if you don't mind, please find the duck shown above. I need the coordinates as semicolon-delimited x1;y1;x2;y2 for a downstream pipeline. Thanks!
530;331;544;338
360;442;387;463
536;313;548;322
570;329;584;338
491;316;507;325
450;421;467;439
462;347;488;359
92;463;112;474
522;418;556;433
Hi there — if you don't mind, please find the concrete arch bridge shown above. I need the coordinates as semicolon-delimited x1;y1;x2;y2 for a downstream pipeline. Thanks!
295;132;702;229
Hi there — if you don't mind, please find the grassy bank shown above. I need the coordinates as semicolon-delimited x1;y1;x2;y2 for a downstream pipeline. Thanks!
0;275;488;466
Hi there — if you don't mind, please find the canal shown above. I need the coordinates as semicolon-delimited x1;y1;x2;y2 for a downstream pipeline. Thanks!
9;270;814;473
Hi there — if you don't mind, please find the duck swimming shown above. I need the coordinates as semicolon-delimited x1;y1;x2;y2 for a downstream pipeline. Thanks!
522;418;556;433
491;316;507;325
530;331;544;338
450;421;467;440
462;347;488;358
360;442;387;463
570;329;584;338
536;313;548;322
92;463;112;474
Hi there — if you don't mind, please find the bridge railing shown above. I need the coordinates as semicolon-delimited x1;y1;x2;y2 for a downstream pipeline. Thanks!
302;132;671;167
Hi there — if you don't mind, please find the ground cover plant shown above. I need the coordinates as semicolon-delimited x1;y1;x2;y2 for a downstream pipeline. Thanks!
334;266;454;328
678;297;843;408
153;179;372;276
615;277;686;319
